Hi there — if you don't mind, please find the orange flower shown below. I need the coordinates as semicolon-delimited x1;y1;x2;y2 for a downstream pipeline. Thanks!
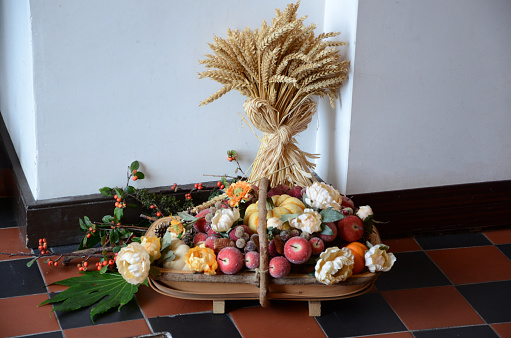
185;244;218;275
167;216;184;238
226;181;252;207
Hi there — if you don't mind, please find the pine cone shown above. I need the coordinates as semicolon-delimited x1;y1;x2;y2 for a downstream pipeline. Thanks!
181;228;197;247
154;222;170;238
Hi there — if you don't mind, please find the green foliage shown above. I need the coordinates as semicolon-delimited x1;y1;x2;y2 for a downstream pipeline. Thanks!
38;271;144;323
319;208;345;223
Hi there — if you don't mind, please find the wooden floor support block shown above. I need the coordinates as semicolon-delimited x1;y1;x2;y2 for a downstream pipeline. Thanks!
309;300;321;316
213;300;225;314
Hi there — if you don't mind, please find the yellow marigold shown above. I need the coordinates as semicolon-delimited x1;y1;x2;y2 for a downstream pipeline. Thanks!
226;181;252;207
167;216;185;239
185;244;218;275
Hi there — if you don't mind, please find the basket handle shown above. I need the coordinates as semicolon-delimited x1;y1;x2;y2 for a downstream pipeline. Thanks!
257;177;270;308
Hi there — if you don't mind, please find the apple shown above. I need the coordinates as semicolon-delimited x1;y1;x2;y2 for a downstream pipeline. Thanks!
284;236;312;264
205;234;220;250
287;185;304;198
244;251;260;270
267;184;290;197
337;215;364;242
309;237;325;255
341;195;355;209
193;209;211;233
317;222;337;243
217;247;244;275
269;256;291;278
193;232;208;246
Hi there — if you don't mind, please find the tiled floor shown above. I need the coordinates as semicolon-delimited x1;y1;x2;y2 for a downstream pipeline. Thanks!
1;200;511;338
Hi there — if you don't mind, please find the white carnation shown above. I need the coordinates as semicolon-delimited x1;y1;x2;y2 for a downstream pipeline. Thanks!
289;208;322;234
365;244;396;272
211;207;240;232
304;182;342;211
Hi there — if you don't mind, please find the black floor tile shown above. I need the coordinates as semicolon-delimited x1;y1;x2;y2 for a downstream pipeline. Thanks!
224;299;260;313
16;331;64;338
148;313;242;338
375;251;451;291
0;258;46;298
456;280;511;324
413;325;498;337
497;243;511;260
53;294;144;329
415;233;492;250
0;198;17;228
315;292;406;337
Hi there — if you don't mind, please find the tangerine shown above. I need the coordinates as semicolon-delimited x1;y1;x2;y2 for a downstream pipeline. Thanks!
345;241;368;274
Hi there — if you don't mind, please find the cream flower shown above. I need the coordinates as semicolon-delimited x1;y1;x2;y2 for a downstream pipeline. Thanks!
304;182;342;211
116;242;151;285
356;205;373;221
140;235;161;260
289;208;322;234
365;244;396;272
315;247;354;285
266;217;284;230
211;207;240;232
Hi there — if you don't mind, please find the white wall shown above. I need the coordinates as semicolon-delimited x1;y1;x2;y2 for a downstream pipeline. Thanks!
0;0;38;194
1;0;325;200
345;0;511;194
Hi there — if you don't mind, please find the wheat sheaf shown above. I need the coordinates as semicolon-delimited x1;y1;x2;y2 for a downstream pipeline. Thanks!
199;1;350;188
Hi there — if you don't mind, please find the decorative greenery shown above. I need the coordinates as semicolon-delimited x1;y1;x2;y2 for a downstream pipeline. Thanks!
39;271;145;323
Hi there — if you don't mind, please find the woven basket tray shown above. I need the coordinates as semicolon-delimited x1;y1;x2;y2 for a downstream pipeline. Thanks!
145;178;381;316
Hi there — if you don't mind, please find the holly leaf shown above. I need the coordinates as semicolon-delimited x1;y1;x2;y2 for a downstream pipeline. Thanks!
130;161;140;172
320;208;345;223
38;271;140;323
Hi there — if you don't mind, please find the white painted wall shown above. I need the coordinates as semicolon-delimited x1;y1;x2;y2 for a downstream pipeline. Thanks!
345;0;511;194
1;0;325;200
0;0;38;194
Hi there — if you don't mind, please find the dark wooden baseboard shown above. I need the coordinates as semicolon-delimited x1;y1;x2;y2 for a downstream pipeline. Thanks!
2;113;510;247
352;180;511;239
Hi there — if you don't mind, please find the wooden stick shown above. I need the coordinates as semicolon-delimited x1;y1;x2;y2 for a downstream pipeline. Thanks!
257;177;270;308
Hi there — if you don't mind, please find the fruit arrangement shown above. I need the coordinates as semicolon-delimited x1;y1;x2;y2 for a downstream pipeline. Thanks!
145;178;396;291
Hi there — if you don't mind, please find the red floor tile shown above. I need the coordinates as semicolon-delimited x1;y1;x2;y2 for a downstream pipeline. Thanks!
484;227;511;245
63;319;151;338
230;300;326;338
427;246;511;284
0;293;61;337
382;286;484;330
136;282;212;317
383;237;422;253
491;322;511;337
0;227;31;261
37;255;102;292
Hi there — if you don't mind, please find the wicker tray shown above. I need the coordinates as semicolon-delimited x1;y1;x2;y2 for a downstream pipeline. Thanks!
145;178;381;316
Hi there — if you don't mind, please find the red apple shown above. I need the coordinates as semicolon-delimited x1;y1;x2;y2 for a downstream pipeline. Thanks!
317;222;338;243
284;236;312;264
217;247;244;275
341;195;355;209
193;232;208;246
205;234;220;250
193;209;211;233
309;237;325;255
244;251;260;270
269;256;291;278
337;215;364;242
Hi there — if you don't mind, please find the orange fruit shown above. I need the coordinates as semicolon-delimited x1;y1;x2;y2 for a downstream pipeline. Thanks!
345;241;368;274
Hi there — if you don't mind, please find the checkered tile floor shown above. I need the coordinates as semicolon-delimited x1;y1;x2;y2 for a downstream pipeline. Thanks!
1;198;511;337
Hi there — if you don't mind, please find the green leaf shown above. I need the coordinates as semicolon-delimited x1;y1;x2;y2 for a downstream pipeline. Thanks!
177;212;197;222
320;208;345;223
100;265;108;274
130;161;140;172
132;237;141;243
84;216;93;227
134;172;145;179
279;214;300;223
99;187;114;196
102;215;115;224
110;229;120;244
319;223;334;236
26;257;37;268
124;185;135;194
38;271;140;323
126;204;138;209
160;231;173;251
157;248;175;265
114;208;124;223
79;218;88;231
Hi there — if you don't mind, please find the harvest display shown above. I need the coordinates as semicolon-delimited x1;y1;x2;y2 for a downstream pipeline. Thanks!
1;2;396;322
